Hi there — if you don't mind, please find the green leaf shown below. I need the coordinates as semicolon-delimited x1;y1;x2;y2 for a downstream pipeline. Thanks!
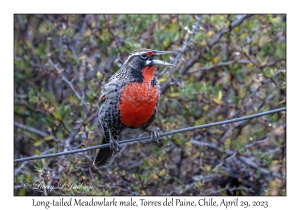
18;188;26;196
52;110;62;120
273;113;279;121
33;140;44;147
263;67;275;78
43;136;52;141
81;111;85;120
42;159;48;168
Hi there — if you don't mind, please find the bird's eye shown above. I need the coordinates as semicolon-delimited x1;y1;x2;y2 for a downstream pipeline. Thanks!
141;53;148;59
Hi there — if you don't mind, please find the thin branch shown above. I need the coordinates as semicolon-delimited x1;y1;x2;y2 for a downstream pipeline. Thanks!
191;140;270;174
218;121;244;143
14;122;59;142
14;161;28;174
109;145;127;166
191;141;223;152
212;138;269;171
236;50;279;86
188;60;251;73
47;57;88;112
238;156;270;175
186;59;284;74
179;14;253;75
104;15;120;50
16;15;25;30
207;185;255;195
14;107;286;163
63;123;82;152
192;137;274;176
160;15;203;93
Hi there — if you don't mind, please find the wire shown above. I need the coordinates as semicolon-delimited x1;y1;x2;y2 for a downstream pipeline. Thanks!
14;107;286;163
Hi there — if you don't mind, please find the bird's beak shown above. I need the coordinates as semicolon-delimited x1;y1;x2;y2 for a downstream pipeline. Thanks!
146;50;175;66
153;50;174;56
150;59;174;66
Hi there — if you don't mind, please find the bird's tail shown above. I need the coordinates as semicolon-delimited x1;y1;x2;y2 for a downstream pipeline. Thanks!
93;136;114;168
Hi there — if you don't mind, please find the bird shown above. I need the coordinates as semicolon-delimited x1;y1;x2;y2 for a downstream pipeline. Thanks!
93;49;174;168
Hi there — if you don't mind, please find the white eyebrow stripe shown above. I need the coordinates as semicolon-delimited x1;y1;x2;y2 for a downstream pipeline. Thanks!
123;51;142;64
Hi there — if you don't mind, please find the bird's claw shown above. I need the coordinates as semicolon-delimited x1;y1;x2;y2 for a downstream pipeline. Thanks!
140;129;161;145
110;139;121;152
150;130;160;145
108;129;121;152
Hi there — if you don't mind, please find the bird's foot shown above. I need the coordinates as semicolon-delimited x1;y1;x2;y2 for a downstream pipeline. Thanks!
109;139;121;152
109;130;121;152
142;129;161;145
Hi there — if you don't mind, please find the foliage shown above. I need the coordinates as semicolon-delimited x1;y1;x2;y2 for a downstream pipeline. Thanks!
14;14;286;196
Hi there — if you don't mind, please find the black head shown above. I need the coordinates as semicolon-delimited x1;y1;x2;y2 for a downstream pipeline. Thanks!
124;49;174;70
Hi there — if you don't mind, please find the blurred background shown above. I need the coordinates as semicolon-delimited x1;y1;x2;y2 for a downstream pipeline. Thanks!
14;14;286;196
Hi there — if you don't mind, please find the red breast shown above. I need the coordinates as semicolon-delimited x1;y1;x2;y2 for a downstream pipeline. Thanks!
118;66;159;128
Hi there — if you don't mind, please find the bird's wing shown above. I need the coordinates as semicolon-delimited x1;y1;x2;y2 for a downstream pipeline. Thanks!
98;70;130;106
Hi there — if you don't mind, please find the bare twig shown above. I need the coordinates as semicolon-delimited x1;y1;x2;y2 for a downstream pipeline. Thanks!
109;145;127;166
104;15;120;50
187;59;285;74
14;161;28;174
191;135;274;175
238;156;270;175
47;57;88;112
191;137;272;175
160;15;203;93
16;14;25;30
191;140;223;152
63;123;82;152
187;60;252;73
207;185;255;195
179;14;253;75
218;121;244;143
213;138;269;171
237;50;279;86
14;122;59;142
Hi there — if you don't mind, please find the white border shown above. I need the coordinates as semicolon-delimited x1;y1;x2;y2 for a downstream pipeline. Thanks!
3;0;296;209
